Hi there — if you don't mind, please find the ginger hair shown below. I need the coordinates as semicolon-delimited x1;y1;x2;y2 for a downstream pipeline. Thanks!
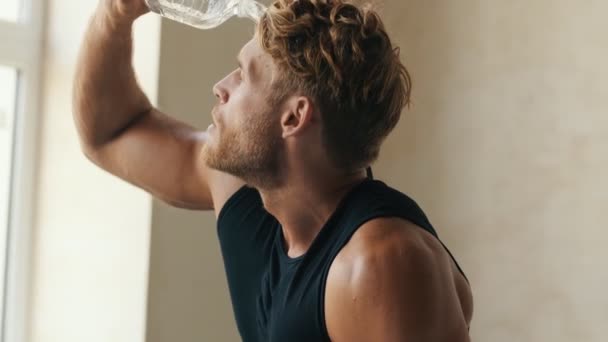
258;0;412;171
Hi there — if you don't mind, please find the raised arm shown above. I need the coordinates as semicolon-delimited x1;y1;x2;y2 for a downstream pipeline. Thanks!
73;0;244;213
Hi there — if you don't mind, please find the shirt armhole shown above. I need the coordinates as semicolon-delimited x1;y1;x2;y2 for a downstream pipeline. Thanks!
217;184;256;225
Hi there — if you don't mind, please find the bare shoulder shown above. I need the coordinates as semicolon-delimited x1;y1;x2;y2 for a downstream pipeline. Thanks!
330;217;445;275
324;217;472;341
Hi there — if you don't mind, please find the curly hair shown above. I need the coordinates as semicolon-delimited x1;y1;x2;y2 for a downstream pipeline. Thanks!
257;0;411;172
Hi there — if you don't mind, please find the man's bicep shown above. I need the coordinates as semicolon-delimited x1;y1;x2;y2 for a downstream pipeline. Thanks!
86;109;220;210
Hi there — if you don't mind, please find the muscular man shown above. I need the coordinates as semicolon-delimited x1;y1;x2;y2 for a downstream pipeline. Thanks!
73;0;473;340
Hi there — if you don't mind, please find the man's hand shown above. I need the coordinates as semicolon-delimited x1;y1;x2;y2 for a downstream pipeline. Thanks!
99;0;150;24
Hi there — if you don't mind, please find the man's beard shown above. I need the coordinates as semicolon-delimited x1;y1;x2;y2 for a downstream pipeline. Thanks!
203;109;283;189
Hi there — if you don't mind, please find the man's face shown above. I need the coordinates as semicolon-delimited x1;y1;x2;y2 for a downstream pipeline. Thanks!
203;37;284;187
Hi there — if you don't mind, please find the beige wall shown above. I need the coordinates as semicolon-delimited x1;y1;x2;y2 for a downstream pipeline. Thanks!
30;1;160;341
380;1;608;341
136;1;608;342
144;19;249;342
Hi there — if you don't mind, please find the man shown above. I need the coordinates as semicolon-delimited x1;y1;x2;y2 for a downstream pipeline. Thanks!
73;0;473;340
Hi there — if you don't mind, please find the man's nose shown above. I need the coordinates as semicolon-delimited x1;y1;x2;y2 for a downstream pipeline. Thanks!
213;82;229;104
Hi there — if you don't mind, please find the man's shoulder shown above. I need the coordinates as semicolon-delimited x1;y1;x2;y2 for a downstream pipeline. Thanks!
324;217;467;341
331;217;443;275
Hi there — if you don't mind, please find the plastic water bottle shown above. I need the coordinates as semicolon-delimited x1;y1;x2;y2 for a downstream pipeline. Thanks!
144;0;268;30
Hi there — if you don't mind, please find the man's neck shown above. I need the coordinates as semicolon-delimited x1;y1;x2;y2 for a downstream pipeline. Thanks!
258;172;368;258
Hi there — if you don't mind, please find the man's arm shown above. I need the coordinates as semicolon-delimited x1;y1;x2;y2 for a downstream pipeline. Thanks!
73;0;244;212
325;217;471;342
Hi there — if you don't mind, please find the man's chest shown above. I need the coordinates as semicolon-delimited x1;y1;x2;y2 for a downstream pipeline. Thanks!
254;252;331;342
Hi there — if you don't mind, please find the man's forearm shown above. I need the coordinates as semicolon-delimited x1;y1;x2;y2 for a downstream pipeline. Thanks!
73;2;151;150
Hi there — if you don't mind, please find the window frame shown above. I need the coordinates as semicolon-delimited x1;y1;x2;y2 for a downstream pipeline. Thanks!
0;1;44;341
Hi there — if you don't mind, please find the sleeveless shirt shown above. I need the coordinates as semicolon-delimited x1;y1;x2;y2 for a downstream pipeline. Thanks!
216;176;467;342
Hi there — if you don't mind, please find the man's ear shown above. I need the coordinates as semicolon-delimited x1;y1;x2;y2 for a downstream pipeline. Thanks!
281;96;315;138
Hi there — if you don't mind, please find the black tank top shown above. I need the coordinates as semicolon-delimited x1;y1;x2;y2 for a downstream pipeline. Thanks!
216;175;467;342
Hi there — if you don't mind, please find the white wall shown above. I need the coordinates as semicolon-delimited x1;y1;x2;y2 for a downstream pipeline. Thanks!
28;1;161;341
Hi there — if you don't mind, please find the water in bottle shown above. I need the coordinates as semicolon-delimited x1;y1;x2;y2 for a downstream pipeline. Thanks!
144;0;268;30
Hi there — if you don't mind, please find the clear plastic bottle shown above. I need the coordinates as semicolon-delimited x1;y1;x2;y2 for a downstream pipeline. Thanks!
144;0;268;30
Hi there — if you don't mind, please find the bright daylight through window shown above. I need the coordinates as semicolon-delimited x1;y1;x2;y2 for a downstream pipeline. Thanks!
0;0;42;341
0;0;21;23
0;65;18;326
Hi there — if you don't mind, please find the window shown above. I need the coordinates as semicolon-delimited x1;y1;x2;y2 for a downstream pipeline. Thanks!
0;0;23;23
0;66;18;328
0;0;43;341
